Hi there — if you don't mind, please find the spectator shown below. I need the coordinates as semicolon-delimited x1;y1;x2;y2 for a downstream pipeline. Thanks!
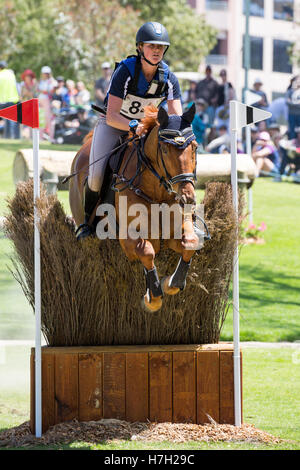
252;131;280;176
75;81;90;107
20;69;38;139
279;126;300;175
206;124;231;154
52;76;68;107
268;122;281;141
191;98;211;150
94;62;112;108
0;60;20;139
20;69;37;101
213;88;235;131
182;80;198;110
63;79;78;108
286;74;300;139
37;65;57;140
195;65;219;125
251;78;269;110
217;69;235;107
251;126;259;146
268;96;288;125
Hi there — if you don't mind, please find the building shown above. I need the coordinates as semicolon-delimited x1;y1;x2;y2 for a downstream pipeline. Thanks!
188;0;300;102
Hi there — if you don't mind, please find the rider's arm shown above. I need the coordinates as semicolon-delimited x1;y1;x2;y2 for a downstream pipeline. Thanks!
106;94;132;131
166;72;182;115
167;99;182;115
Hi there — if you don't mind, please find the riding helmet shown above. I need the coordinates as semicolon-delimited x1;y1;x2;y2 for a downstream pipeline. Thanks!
136;22;170;46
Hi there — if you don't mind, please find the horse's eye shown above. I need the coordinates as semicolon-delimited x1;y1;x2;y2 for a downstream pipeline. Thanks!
162;144;168;153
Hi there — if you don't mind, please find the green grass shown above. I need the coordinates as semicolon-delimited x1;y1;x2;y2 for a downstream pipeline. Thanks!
0;345;299;449
0;139;75;339
218;179;300;342
0;139;300;449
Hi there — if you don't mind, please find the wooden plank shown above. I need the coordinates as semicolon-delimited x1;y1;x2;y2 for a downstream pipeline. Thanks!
197;351;220;424
173;352;196;423
126;353;148;422
103;353;125;419
149;352;172;422
30;351;55;433
42;353;55;432
79;353;103;422
37;343;234;355
219;350;234;424
55;353;78;424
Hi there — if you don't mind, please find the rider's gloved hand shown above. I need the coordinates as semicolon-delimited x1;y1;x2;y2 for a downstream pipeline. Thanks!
136;123;146;137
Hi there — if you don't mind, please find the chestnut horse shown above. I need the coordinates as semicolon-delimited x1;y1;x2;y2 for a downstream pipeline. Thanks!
69;104;202;312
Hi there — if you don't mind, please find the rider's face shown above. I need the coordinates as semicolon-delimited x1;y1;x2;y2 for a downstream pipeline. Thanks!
142;43;165;64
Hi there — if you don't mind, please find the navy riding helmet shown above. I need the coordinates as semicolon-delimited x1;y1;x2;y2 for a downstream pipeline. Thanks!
136;22;170;47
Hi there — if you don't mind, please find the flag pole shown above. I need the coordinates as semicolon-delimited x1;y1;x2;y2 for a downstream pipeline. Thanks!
33;127;42;437
246;126;253;223
230;101;242;427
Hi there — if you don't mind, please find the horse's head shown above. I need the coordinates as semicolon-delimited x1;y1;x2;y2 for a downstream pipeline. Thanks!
144;104;197;208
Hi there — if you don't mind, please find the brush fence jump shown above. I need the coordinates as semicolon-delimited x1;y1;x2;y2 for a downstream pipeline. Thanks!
30;343;242;433
196;153;256;189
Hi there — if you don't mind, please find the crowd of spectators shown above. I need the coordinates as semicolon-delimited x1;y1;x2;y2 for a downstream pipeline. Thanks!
182;64;300;179
0;61;112;142
0;59;300;178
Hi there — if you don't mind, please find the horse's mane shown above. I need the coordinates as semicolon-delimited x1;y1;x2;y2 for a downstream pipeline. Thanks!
83;104;159;144
141;104;159;133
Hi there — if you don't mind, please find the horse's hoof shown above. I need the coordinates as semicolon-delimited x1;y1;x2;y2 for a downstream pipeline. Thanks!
142;292;162;312
161;276;180;296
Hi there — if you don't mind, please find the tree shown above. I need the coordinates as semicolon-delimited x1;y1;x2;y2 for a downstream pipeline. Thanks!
0;0;139;86
55;0;139;82
0;0;217;87
120;0;217;70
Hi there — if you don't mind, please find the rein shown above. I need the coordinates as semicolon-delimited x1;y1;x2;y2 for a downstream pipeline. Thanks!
111;124;197;206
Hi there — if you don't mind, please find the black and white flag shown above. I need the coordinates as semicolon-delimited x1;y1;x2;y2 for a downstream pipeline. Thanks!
230;100;272;131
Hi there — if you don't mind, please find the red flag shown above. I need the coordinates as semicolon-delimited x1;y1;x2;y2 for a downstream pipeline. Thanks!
0;98;39;128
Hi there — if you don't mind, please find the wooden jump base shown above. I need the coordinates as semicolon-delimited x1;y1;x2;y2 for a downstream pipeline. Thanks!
30;343;242;433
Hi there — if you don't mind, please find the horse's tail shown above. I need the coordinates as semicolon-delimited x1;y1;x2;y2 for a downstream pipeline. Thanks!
83;130;94;144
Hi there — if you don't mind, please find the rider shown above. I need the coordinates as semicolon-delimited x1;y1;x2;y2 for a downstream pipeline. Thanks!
76;21;182;240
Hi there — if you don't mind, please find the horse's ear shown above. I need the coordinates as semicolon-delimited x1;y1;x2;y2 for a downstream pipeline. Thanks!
182;103;196;124
157;106;169;128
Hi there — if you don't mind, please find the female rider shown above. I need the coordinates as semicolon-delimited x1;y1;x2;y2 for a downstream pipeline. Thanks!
76;21;182;240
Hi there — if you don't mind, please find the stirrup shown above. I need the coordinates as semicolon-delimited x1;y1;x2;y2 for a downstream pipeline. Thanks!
193;214;211;242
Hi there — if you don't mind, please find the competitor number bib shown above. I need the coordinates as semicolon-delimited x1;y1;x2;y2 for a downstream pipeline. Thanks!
120;94;164;120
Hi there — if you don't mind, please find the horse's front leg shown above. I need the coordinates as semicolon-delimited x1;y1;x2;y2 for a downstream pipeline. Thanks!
162;214;198;295
120;237;163;312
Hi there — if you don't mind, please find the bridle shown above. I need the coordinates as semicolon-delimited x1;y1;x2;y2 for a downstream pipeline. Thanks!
111;124;197;206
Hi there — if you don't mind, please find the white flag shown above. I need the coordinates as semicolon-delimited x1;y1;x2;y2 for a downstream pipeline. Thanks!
245;90;262;106
230;101;272;131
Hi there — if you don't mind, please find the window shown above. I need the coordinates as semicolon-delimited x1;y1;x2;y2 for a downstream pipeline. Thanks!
243;36;263;70
209;34;228;56
205;0;228;10
273;0;294;21
273;40;292;73
243;0;264;17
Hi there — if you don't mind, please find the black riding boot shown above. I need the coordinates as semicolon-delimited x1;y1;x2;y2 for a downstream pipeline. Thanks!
76;184;100;241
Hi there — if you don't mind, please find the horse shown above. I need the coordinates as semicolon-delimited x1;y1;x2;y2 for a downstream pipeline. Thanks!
69;103;203;312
